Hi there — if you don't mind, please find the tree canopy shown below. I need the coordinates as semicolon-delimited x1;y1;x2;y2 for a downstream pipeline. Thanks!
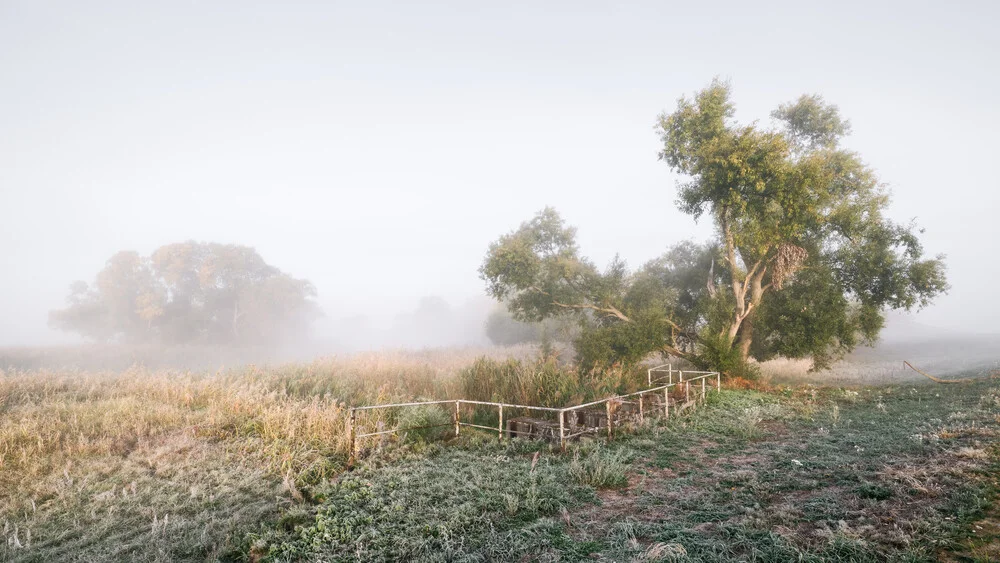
482;81;948;373
480;208;693;372
50;242;320;346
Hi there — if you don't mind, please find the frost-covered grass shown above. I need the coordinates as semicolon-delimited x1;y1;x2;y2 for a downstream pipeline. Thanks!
262;376;1000;562
2;353;999;562
0;350;529;562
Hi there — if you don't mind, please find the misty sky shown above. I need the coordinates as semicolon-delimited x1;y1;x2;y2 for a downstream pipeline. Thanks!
2;0;998;346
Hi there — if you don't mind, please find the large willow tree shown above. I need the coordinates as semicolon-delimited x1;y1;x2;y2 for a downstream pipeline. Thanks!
657;80;947;368
482;81;947;372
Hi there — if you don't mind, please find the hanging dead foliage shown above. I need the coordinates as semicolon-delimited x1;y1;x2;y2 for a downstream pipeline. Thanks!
771;243;808;289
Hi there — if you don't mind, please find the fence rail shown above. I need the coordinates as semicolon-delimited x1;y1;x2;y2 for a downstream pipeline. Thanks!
347;371;721;466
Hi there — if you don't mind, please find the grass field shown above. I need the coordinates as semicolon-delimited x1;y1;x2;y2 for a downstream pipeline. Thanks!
1;349;999;562
0;346;619;562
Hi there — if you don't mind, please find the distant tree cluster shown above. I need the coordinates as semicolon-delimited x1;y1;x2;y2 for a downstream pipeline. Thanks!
484;307;577;347
49;242;320;345
481;81;948;374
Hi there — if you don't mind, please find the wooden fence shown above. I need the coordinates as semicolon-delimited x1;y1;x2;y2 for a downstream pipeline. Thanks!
347;371;721;466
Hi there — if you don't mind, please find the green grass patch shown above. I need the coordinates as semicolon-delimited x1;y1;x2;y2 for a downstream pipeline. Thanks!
257;378;1000;562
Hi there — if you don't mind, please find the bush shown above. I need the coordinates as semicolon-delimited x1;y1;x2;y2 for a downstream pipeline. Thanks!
694;333;761;380
574;313;671;375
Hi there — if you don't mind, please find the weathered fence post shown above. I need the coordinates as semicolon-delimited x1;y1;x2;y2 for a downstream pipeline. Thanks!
606;401;614;441
685;381;690;404
664;386;670;419
348;408;356;468
454;401;460;437
702;377;706;401
638;393;644;424
717;371;721;392
559;410;566;451
498;404;504;441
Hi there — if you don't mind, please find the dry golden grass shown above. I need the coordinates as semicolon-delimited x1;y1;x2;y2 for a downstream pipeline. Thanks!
759;356;1000;386
0;346;541;562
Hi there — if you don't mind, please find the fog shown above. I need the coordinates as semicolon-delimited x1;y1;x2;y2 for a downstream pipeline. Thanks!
2;1;999;354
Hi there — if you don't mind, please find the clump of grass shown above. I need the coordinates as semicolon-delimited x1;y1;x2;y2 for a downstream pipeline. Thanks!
460;357;581;407
735;406;764;440
569;444;632;489
855;482;893;500
637;541;688;562
460;356;646;408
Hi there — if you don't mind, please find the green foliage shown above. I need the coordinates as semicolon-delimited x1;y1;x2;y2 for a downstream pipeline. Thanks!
639;241;719;338
49;241;320;346
479;208;688;372
573;309;672;373
751;266;879;370
479;207;594;323
655;80;948;369
772;93;852;150
481;81;947;374
692;332;760;380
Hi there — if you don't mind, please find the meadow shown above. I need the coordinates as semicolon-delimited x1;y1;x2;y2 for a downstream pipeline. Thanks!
0;345;631;561
1;347;998;562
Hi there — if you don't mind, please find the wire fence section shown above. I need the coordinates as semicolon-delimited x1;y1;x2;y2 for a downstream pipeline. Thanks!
347;371;721;465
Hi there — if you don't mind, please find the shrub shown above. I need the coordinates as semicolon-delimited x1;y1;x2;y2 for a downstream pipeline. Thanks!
694;332;761;381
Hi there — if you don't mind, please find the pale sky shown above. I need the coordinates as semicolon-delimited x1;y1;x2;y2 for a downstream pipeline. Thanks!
1;0;998;345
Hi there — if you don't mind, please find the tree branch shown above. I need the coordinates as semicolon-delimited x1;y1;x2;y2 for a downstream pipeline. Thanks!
549;299;632;323
721;210;748;320
661;344;693;361
529;284;632;323
742;260;763;294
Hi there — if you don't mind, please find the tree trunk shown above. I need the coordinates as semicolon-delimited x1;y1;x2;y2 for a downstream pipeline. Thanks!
718;209;769;363
737;273;765;362
737;315;753;361
726;316;742;346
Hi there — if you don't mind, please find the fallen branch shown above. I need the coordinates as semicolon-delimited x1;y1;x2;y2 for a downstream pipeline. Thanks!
903;361;975;384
